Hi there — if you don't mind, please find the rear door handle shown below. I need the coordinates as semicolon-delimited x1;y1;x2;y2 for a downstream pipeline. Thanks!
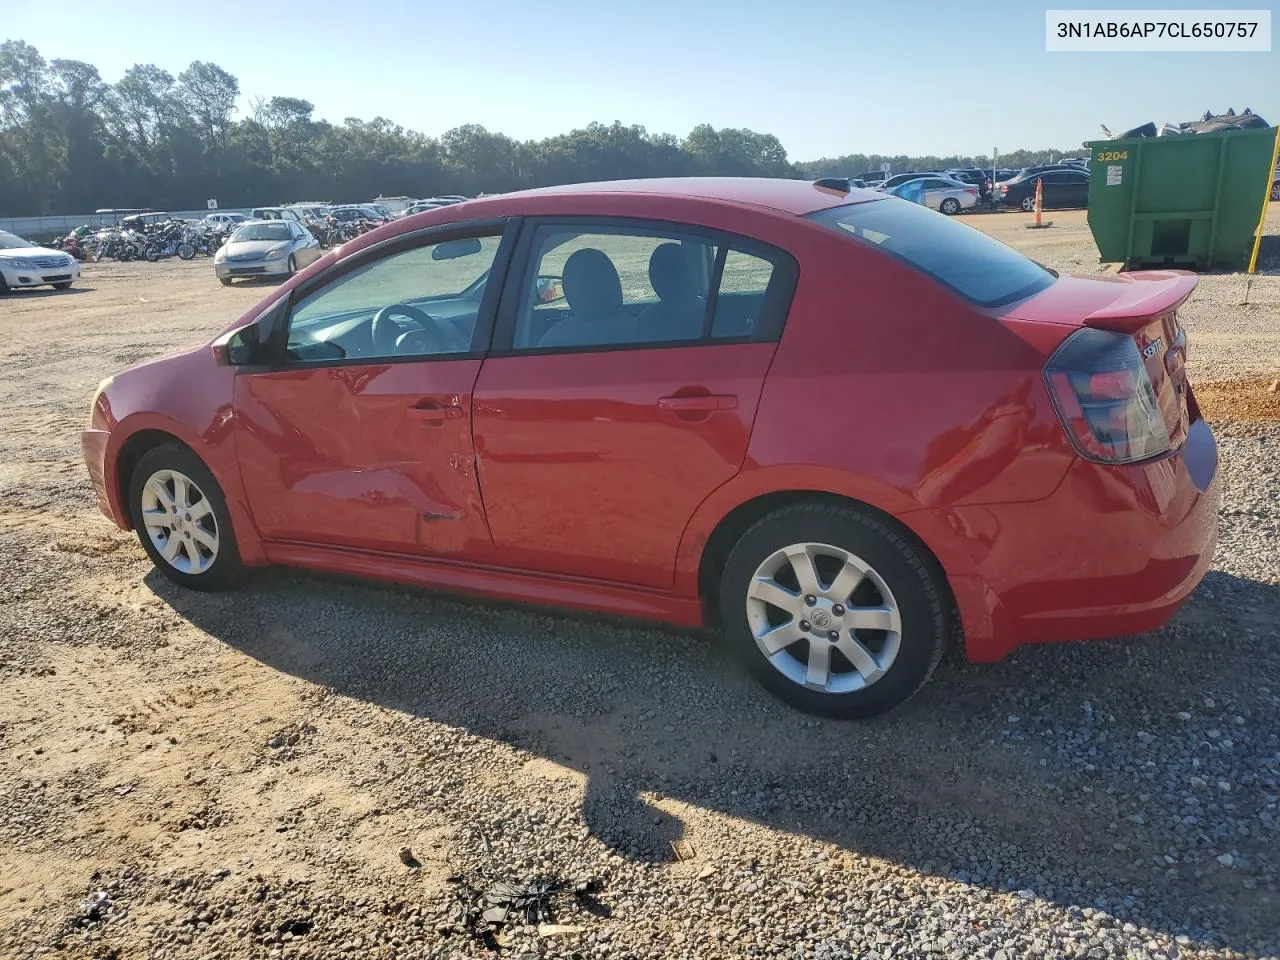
657;394;738;412
411;400;464;425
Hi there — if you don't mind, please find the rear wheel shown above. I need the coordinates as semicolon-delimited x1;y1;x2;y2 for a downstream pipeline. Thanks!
940;197;961;215
1020;195;1036;213
719;502;947;719
129;444;244;591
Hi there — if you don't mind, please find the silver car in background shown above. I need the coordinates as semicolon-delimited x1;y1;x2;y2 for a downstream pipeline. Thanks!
214;219;322;286
886;175;981;215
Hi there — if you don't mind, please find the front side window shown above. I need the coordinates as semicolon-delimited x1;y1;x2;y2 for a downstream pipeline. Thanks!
285;234;501;364
809;198;1054;307
511;224;794;350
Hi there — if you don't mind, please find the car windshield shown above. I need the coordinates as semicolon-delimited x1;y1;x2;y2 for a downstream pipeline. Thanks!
0;230;36;250
808;198;1055;307
231;223;292;242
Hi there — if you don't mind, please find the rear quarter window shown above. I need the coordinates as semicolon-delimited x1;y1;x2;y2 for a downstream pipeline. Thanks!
807;198;1054;307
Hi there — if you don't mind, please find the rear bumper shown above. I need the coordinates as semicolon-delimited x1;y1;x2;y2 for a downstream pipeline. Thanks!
943;417;1220;662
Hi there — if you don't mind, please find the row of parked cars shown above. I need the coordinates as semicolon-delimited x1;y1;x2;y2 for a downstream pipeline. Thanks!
849;158;1092;213
207;196;474;285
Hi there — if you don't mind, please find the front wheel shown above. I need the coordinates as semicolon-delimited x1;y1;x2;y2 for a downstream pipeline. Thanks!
219;277;233;286
719;501;947;719
1272;181;1280;202
287;254;297;276
52;281;72;290
129;444;244;591
939;197;961;215
178;243;195;260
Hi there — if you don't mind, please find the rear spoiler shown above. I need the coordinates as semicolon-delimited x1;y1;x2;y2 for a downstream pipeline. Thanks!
1083;271;1198;333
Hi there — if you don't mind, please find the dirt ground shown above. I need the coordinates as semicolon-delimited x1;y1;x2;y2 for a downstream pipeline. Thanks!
2;207;1279;960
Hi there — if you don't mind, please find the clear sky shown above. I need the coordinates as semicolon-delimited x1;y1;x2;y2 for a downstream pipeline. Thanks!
5;0;1276;161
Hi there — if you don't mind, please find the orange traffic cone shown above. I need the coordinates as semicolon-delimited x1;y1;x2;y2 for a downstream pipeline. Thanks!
1026;177;1053;229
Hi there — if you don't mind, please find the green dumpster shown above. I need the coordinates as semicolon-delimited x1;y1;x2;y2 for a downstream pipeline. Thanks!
1086;125;1279;271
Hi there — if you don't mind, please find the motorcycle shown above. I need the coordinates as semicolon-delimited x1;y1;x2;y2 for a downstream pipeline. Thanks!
52;224;95;260
53;233;89;261
118;228;146;261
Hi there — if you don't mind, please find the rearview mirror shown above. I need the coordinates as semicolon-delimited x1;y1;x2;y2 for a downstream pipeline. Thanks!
535;274;565;304
432;237;482;260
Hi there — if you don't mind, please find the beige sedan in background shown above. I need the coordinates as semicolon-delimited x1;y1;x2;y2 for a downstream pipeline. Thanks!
214;219;323;285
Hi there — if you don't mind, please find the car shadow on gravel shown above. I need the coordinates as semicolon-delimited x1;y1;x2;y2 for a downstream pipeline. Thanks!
153;565;1280;955
2;286;93;297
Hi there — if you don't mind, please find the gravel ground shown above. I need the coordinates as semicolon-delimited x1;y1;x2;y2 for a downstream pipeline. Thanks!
1;209;1278;960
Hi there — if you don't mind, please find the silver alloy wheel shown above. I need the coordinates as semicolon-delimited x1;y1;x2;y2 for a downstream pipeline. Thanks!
140;468;219;575
745;542;902;694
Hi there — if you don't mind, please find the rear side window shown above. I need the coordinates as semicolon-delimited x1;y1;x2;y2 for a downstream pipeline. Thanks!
808;198;1054;307
508;221;798;351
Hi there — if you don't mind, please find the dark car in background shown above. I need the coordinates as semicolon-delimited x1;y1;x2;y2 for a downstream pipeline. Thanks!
945;168;993;201
995;167;1090;211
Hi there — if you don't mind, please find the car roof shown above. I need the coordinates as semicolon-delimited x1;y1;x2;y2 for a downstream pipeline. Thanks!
482;177;879;216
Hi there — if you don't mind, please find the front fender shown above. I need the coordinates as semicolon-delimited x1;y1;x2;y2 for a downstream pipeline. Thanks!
93;350;266;564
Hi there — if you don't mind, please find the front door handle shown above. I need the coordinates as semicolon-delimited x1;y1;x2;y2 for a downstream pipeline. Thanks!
657;394;738;412
410;400;464;425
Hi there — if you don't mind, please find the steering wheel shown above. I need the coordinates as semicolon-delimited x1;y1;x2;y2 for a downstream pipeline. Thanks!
370;303;466;355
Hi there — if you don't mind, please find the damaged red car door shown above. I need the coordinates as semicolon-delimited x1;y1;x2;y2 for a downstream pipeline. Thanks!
233;226;511;560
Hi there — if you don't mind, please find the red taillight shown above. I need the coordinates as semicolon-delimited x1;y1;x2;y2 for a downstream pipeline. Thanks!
1045;328;1172;463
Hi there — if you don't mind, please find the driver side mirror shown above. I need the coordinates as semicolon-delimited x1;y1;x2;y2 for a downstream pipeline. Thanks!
212;321;263;366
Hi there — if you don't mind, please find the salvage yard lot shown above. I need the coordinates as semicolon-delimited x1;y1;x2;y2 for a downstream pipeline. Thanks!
1;208;1279;960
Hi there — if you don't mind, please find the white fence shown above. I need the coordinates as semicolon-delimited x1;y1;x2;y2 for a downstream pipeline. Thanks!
0;209;255;241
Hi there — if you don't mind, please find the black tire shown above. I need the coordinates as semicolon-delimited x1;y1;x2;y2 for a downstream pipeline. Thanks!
1272;181;1280;202
52;281;72;290
219;277;233;286
939;197;961;215
287;254;297;276
128;443;245;592
178;243;195;260
718;501;947;719
1020;195;1036;213
0;273;8;295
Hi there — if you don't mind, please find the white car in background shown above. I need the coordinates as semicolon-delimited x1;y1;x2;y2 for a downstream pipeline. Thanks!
0;230;80;293
204;212;248;230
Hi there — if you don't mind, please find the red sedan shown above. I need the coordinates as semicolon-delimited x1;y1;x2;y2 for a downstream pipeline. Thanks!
82;178;1219;718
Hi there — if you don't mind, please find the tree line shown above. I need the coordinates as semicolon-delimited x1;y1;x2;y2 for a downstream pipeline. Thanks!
0;40;1077;218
